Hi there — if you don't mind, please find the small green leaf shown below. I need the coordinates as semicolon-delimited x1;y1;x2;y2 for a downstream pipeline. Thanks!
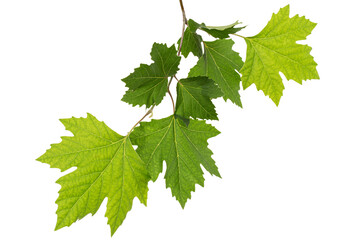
178;26;203;58
37;113;150;236
189;39;243;107
175;77;221;120
122;43;181;108
189;19;245;39
178;19;245;58
240;5;319;105
200;21;245;39
130;116;220;208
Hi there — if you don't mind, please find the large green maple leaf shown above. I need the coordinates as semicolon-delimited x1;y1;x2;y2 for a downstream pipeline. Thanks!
130;116;220;208
189;39;244;107
122;43;181;108
37;113;150;236
240;5;319;105
175;77;222;120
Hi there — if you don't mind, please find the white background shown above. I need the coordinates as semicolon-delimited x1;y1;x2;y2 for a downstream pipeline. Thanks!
1;0;359;239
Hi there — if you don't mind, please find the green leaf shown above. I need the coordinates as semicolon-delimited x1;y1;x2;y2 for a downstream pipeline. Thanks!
122;43;181;108
178;21;203;58
200;21;245;39
175;77;222;120
37;113;150;236
189;19;245;39
240;5;319;105
178;19;245;58
189;39;243;107
130;116;220;208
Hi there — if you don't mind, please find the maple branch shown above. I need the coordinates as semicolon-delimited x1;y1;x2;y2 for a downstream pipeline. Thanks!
127;105;155;135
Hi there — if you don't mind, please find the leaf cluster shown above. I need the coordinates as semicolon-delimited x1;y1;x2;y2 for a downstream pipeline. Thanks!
37;5;319;236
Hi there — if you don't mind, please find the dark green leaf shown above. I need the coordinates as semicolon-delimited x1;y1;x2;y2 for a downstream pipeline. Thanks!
122;43;181;108
189;39;243;107
130;116;220;208
178;27;203;58
175;77;221;120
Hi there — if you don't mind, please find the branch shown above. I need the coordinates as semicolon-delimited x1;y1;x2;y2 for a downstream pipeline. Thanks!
166;0;188;114
127;105;155;135
167;77;176;113
179;0;188;25
177;0;188;56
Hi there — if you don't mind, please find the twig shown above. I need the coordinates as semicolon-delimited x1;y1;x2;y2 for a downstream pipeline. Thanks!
127;105;155;135
167;77;176;113
130;0;188;127
167;0;188;113
177;0;188;56
231;33;246;39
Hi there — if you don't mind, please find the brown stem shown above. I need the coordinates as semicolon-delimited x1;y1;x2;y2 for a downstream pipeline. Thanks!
174;75;181;84
231;33;246;39
127;105;155;135
177;0;188;56
167;0;188;114
167;77;176;113
179;0;188;25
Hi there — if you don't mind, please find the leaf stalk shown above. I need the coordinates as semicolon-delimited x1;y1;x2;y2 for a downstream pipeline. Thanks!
127;105;155;136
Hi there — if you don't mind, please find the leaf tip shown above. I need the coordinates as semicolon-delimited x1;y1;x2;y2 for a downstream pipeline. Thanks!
58;118;67;126
179;201;187;209
86;112;94;118
54;221;63;231
272;98;281;106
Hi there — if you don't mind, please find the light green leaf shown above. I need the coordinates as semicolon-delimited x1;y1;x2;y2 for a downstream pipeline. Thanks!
37;113;150;236
178;19;245;58
240;5;319;105
175;77;222;120
189;19;245;39
189;39;243;107
130;116;220;208
122;43;181;108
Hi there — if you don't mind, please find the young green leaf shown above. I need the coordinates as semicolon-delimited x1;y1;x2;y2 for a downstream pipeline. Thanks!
37;113;150;236
178;20;203;58
122;43;181;108
175;77;222;120
130;116;220;208
189;39;243;107
240;5;319;105
189;19;245;39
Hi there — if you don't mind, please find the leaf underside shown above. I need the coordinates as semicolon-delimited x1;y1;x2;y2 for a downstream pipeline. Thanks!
190;19;245;39
178;19;245;58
